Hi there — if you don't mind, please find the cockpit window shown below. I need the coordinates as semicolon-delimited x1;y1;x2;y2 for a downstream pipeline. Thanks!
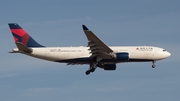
163;50;166;51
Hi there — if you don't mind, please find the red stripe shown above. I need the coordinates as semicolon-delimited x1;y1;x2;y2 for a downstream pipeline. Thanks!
11;29;27;36
14;37;18;42
11;29;30;45
22;34;29;45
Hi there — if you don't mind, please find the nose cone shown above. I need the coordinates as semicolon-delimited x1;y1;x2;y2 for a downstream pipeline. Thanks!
163;51;171;59
156;50;171;60
166;51;171;57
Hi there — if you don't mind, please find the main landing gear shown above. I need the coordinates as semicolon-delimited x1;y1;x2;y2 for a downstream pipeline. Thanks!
152;61;156;68
85;63;97;75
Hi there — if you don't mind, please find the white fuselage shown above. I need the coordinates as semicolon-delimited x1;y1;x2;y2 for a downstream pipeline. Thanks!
14;46;171;63
8;23;171;75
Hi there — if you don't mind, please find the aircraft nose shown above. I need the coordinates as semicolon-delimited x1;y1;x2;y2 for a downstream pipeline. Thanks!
167;52;171;57
161;51;171;59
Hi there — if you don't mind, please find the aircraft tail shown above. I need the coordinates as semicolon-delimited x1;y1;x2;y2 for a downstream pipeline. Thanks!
8;23;44;48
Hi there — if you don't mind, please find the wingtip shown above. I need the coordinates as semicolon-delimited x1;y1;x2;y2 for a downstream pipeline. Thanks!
82;25;89;30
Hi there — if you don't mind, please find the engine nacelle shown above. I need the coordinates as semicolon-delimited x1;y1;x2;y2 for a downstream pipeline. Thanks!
116;52;129;61
103;64;116;70
110;52;129;61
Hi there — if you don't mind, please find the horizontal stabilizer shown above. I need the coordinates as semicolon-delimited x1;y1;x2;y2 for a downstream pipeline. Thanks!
15;42;32;53
9;51;19;53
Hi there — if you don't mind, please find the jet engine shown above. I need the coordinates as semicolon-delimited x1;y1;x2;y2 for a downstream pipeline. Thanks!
103;64;116;70
110;52;129;61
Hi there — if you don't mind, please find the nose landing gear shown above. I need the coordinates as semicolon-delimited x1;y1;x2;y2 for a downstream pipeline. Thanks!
152;61;156;68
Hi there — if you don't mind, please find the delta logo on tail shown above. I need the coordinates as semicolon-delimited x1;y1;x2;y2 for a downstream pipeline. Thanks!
8;23;171;75
9;23;43;47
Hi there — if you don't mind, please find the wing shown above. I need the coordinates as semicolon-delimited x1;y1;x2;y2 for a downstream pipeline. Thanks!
82;25;114;59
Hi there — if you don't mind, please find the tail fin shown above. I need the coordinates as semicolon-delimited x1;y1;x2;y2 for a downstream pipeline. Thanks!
8;23;44;47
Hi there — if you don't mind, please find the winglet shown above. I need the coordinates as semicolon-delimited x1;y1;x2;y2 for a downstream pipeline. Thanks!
82;25;89;30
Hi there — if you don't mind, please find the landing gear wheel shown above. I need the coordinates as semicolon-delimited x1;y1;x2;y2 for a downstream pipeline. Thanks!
152;61;156;68
152;65;156;68
85;70;90;75
85;62;97;75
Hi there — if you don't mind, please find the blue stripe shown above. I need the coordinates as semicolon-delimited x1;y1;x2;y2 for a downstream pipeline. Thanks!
8;23;22;29
12;33;22;42
55;58;154;63
27;36;44;47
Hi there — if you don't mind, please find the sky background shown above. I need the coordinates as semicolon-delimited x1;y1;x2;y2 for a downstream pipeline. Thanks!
0;0;180;101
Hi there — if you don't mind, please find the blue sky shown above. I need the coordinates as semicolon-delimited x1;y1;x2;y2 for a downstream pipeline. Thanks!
0;0;180;101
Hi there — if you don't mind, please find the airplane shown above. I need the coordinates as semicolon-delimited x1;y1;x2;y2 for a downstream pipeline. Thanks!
8;23;171;75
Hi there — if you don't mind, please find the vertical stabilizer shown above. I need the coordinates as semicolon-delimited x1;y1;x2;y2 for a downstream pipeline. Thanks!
8;23;44;47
